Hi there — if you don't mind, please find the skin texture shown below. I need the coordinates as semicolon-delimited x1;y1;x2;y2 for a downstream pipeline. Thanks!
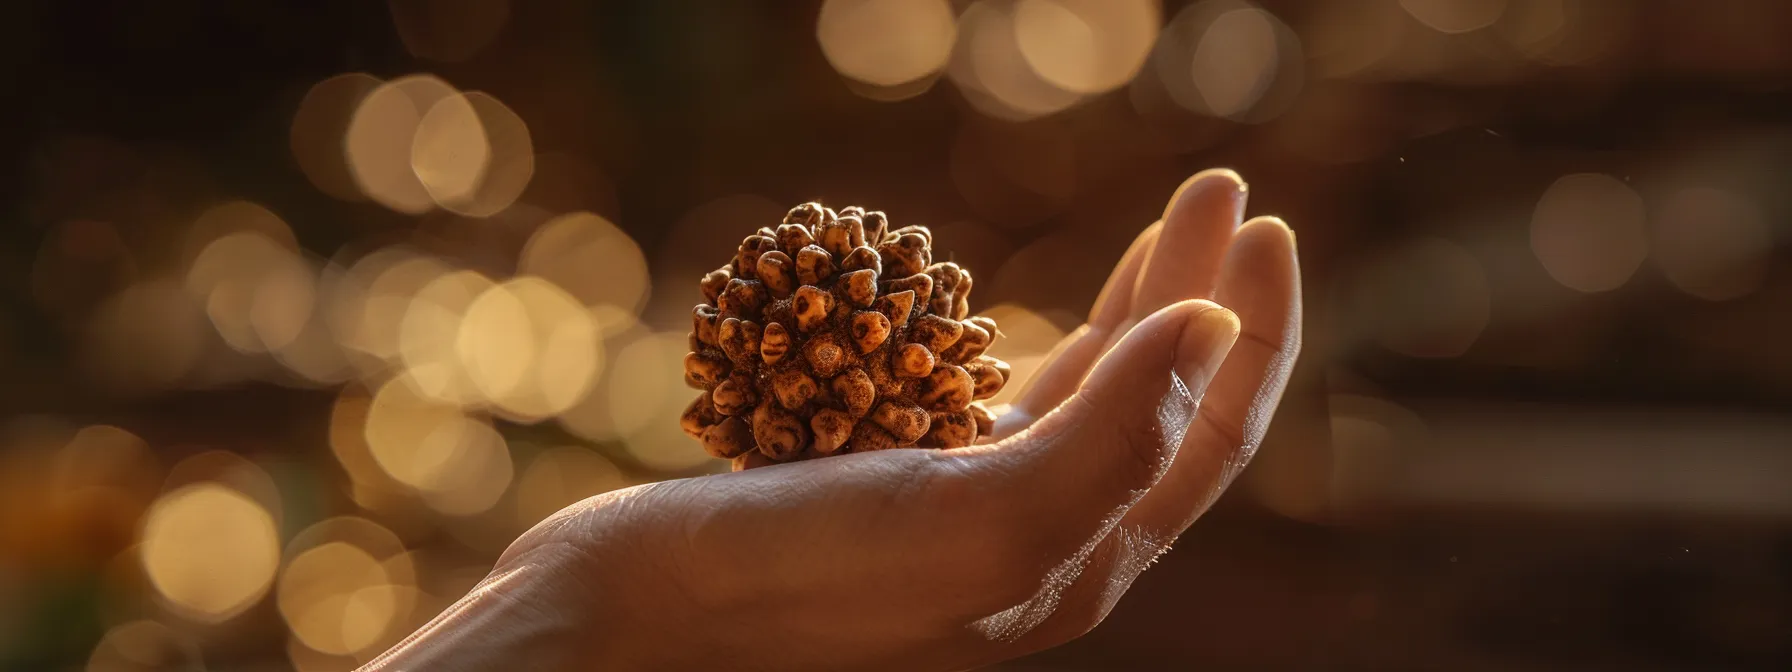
360;169;1302;672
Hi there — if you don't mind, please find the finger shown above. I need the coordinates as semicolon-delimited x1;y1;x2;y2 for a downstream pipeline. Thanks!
1128;169;1247;319
946;300;1238;644
1009;223;1162;423
1007;216;1300;652
1125;216;1301;535
958;300;1240;565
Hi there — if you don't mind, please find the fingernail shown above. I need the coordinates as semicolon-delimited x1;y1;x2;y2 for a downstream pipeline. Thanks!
1174;304;1241;396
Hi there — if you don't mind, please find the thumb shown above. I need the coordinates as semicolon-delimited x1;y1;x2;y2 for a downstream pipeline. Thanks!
981;300;1240;546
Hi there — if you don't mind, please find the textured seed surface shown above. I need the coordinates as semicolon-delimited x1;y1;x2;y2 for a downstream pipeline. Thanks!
681;201;1010;468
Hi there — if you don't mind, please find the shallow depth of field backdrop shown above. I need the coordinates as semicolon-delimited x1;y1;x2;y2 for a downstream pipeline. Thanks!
3;1;1791;670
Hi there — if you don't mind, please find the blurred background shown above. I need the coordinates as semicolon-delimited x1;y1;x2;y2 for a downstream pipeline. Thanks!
2;0;1790;669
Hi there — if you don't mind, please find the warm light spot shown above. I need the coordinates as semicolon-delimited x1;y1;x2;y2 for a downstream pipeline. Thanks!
279;542;395;655
817;0;957;88
139;483;280;622
457;277;604;420
411;93;490;211
1400;0;1507;34
387;0;512;63
1154;1;1301;122
249;258;320;354
85;620;202;672
557;323;651;442
271;312;356;386
287;637;356;672
457;285;533;406
362;376;515;515
1013;0;1159;94
519;211;649;314
355;253;456;363
1653;187;1771;301
330;385;397;494
610;332;714;473
186;231;310;353
977;303;1069;406
364;375;472;487
51;425;161;540
948;0;1082;121
399;270;497;405
1191;8;1280;118
448;93;535;217
278;517;416;659
514;446;627;527
1347;237;1490;358
1531;173;1647;293
182;201;300;265
292;73;384;202
162;450;285;524
82;280;207;392
607;333;678;441
346;74;459;214
417;418;515;516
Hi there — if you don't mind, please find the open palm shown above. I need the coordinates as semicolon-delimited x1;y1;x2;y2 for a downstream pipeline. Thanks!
362;169;1302;672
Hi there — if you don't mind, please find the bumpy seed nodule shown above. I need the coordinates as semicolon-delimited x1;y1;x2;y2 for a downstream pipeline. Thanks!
680;201;1010;471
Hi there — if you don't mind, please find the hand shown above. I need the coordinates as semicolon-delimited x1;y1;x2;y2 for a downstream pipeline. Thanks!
361;169;1302;671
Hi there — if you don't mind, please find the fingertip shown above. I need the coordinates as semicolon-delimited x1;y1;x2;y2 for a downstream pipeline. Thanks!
1176;301;1241;397
1164;168;1247;223
1237;215;1295;247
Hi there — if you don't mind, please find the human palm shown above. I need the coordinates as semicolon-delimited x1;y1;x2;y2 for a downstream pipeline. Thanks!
362;169;1302;671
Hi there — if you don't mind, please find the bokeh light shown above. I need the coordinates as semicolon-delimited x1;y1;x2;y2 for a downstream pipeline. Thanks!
398;269;497;405
1530;173;1648;293
84;620;203;672
291;73;383;202
138;483;280;622
518;211;649;315
186;229;314;354
362;375;515;515
607;331;714;473
342;251;455;367
948;0;1083;121
1155;1;1304;122
453;93;535;217
817;0;957;89
277;517;415;658
1013;0;1159;94
411;93;491;212
1652;187;1772;301
457;277;604;420
346;74;459;214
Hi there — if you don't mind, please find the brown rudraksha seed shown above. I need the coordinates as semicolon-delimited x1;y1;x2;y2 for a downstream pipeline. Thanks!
679;202;1009;470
